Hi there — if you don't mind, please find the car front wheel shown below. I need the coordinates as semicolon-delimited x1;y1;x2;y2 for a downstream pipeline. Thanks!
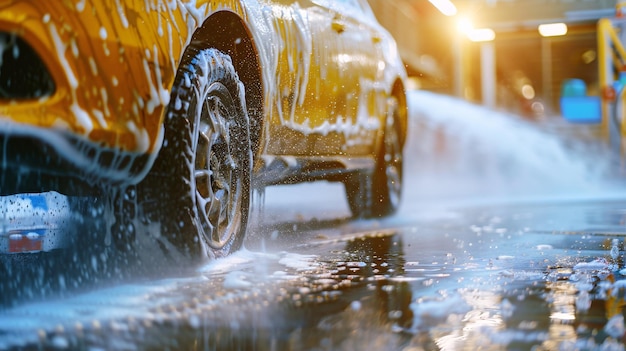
143;47;252;260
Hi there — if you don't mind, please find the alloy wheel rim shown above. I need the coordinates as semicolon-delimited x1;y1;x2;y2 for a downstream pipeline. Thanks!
194;82;243;249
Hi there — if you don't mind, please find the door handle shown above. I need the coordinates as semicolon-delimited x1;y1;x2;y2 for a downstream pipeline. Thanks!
332;20;345;34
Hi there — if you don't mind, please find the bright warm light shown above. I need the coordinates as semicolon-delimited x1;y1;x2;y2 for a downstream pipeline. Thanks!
538;23;568;37
467;28;496;42
521;84;535;100
429;0;457;16
457;17;473;33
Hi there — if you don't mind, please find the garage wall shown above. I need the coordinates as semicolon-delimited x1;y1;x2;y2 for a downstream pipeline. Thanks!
367;0;425;74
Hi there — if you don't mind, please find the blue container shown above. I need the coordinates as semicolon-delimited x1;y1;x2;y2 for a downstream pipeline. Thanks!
561;79;587;97
560;96;602;123
560;79;601;123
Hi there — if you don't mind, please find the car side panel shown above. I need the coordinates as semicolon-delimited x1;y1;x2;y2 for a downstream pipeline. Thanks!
0;0;406;187
257;0;401;157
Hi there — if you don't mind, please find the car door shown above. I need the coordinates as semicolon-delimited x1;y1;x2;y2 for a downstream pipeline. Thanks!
263;0;386;157
308;0;387;156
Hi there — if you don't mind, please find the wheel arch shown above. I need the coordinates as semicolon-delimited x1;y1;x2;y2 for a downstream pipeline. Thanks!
185;10;265;156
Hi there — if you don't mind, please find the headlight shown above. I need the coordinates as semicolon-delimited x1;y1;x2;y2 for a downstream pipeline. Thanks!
0;32;55;100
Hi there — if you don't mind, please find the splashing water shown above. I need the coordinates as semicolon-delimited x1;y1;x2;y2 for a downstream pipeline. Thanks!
404;90;626;204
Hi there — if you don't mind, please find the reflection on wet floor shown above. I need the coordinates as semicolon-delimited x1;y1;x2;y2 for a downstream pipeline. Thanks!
6;211;626;350
0;231;418;350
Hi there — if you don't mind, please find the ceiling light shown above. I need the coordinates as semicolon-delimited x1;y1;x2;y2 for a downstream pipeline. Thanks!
538;23;568;37
429;0;457;16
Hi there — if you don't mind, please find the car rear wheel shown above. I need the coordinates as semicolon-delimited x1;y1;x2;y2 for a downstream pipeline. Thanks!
143;48;251;260
345;97;403;218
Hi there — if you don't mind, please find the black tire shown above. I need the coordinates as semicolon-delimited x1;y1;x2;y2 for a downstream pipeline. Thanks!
143;48;252;260
345;97;403;218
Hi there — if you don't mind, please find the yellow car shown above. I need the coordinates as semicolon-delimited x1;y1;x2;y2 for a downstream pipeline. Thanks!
0;0;407;259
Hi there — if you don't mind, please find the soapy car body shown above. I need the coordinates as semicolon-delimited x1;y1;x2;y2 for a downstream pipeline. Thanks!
0;0;408;258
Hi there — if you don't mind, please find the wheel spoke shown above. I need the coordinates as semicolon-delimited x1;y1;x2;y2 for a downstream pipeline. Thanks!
208;189;224;241
193;86;242;248
195;169;213;178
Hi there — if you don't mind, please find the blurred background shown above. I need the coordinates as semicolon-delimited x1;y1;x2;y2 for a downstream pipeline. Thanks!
368;0;615;120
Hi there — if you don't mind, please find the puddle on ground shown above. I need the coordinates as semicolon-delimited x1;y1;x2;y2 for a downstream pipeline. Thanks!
4;221;626;350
